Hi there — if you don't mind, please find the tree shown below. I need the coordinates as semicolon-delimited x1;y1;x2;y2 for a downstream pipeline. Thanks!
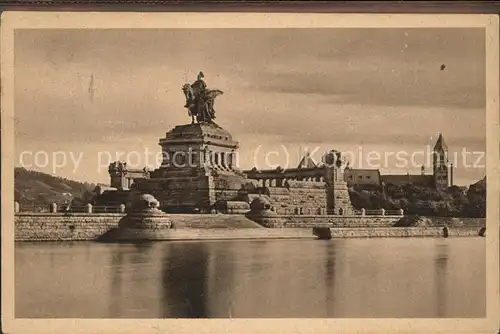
347;180;485;218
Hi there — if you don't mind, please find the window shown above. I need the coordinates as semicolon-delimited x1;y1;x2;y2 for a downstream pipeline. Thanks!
349;175;353;179
358;176;362;179
367;176;371;179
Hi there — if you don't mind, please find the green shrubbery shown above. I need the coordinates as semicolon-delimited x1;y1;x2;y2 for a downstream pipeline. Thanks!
348;179;486;218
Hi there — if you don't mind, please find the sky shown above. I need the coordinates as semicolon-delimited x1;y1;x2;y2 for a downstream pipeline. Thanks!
14;28;486;186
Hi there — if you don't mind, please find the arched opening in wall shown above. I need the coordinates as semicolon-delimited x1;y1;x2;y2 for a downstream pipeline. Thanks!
338;208;344;216
264;179;270;187
227;152;233;168
294;207;300;215
320;177;324;182
220;152;226;168
214;152;220;166
270;179;276;187
442;226;449;238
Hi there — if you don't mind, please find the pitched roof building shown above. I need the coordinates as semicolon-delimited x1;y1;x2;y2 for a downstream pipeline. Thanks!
243;133;454;191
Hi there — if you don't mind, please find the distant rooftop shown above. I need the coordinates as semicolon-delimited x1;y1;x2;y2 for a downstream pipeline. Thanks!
297;153;318;169
434;133;448;152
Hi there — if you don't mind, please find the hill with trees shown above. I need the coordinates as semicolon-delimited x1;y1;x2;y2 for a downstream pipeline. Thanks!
14;167;97;211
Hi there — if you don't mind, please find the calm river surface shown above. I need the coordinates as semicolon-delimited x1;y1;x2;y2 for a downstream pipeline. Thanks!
15;237;485;318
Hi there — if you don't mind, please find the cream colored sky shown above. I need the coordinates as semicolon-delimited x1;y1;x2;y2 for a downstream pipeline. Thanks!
14;28;486;186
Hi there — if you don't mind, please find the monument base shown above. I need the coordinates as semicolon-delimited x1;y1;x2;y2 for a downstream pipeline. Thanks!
133;122;253;213
97;195;173;242
326;181;355;215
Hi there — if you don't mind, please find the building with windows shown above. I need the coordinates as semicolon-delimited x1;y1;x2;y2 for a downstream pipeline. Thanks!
244;134;454;192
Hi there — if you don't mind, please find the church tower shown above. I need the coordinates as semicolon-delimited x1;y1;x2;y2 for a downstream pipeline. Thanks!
433;133;450;191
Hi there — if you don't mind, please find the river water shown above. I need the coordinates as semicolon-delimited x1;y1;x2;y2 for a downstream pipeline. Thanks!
15;237;485;318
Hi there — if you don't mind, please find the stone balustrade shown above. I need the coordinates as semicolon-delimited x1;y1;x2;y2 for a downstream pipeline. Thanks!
14;201;405;217
14;201;126;214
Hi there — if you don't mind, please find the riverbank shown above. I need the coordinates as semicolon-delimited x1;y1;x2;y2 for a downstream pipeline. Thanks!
14;212;486;242
313;226;486;239
14;212;263;241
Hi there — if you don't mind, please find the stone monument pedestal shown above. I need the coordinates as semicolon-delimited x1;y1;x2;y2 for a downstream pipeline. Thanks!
134;122;249;213
96;194;173;242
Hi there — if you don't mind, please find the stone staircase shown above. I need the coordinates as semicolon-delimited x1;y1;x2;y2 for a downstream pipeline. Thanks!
169;214;264;229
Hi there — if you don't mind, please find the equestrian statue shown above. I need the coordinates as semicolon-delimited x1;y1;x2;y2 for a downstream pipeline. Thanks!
182;72;224;124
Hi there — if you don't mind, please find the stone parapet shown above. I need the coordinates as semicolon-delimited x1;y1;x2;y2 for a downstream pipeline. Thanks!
14;212;263;241
325;226;485;238
245;213;405;228
14;212;485;242
15;214;123;241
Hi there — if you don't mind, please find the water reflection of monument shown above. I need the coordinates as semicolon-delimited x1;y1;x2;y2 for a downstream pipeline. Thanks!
130;240;340;318
324;241;337;317
160;242;211;318
433;241;449;318
107;243;164;318
163;240;338;318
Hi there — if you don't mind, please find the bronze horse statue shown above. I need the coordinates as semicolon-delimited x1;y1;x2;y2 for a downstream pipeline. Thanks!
182;83;223;123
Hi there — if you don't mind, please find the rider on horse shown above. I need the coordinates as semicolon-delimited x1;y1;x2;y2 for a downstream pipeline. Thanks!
182;71;223;123
192;71;207;94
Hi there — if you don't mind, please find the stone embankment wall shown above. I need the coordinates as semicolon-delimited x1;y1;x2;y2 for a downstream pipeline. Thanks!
15;213;123;241
248;214;403;228
14;213;263;241
248;213;487;229
282;215;402;228
394;215;486;228
327;227;484;238
102;227;315;242
14;212;486;242
267;183;328;215
446;226;485;237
